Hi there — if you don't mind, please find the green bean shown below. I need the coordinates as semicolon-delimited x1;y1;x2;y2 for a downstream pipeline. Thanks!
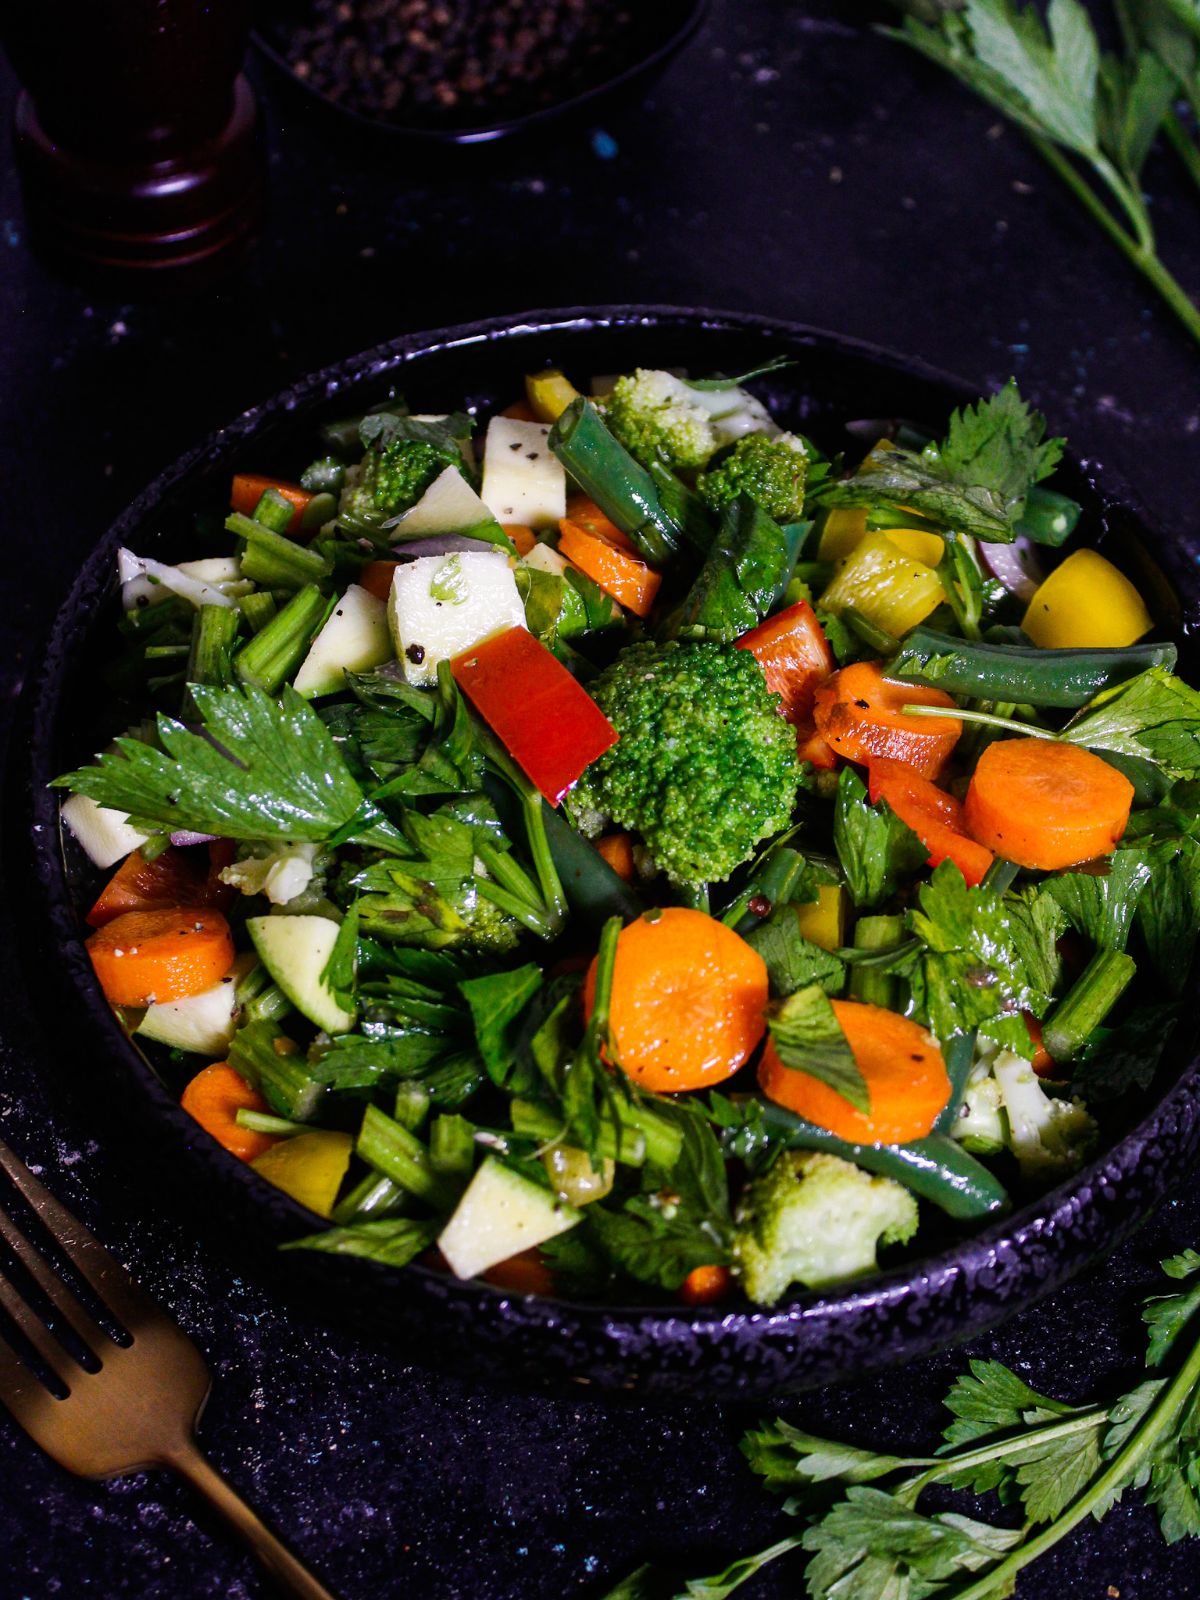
548;397;685;566
891;625;1176;709
1016;485;1081;547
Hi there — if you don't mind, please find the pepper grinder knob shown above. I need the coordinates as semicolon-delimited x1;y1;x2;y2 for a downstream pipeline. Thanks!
1;1;263;278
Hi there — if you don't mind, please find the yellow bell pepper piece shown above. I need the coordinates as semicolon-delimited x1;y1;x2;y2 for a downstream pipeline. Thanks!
1022;548;1153;649
819;528;945;638
818;507;869;562
793;885;847;952
251;1130;353;1218
525;369;582;424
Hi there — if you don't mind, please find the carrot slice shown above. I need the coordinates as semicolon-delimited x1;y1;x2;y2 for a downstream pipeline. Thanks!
180;1061;278;1163
677;1264;733;1305
86;907;235;1007
868;758;993;887
558;519;660;618
736;601;835;725
758;999;950;1144
564;494;638;552
583;908;768;1093
87;846;207;928
230;474;312;531
359;559;400;602
481;1249;557;1296
964;739;1134;870
503;523;537;556
595;832;637;882
813;661;962;778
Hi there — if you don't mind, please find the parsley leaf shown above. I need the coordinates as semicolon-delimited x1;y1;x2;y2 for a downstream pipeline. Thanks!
817;379;1064;542
907;863;1045;1055
766;984;869;1113
1004;884;1067;998
1063;668;1200;782
833;767;927;910
743;911;846;998
1074;1002;1181;1101
1135;836;1200;994
55;683;403;852
742;1419;928;1490
1044;846;1156;951
1144;1250;1200;1366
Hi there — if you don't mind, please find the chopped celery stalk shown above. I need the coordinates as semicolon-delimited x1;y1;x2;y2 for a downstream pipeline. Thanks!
235;1109;310;1137
228;1021;325;1121
238;589;278;634
227;511;331;590
185;603;240;697
331;1172;408;1226
357;1104;458;1209
393;1080;431;1133
429;1114;476;1179
234;584;332;694
1043;950;1137;1063
252;488;298;534
848;915;904;1008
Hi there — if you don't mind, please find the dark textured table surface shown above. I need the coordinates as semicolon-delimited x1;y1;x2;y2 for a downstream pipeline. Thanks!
4;3;1200;1596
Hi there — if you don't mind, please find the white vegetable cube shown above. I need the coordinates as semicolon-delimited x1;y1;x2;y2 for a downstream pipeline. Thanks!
438;1156;581;1281
60;793;150;869
480;418;566;528
387;552;526;687
137;972;240;1057
520;542;573;578
293;583;392;698
389;465;492;537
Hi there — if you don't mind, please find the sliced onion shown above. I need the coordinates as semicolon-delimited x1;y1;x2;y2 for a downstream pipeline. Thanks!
978;536;1044;603
118;548;239;611
169;830;218;848
389;533;504;559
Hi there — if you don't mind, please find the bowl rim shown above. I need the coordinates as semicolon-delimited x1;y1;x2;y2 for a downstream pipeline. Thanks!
251;0;709;147
23;303;1200;1391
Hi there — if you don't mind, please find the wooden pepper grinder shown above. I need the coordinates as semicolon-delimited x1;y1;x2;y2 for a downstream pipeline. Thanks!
1;0;263;278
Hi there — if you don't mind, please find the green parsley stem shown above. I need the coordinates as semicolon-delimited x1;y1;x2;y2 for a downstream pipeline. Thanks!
951;1331;1200;1600
1030;136;1200;352
1163;111;1200;203
897;1406;1111;1505
234;1108;308;1137
901;703;1056;738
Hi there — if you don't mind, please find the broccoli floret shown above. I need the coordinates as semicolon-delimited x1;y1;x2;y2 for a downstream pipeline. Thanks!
991;1049;1097;1182
602;369;779;473
339;435;463;527
696;433;809;523
568;640;802;885
733;1151;919;1306
949;1061;1007;1155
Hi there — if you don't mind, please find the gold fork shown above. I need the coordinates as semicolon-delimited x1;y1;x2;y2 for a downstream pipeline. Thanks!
0;1137;337;1600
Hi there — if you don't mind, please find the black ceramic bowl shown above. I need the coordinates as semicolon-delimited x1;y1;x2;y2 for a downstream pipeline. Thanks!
20;307;1200;1400
252;1;706;147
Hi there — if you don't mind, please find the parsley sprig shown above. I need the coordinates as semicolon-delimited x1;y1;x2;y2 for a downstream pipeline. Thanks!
604;1249;1200;1598
884;0;1200;350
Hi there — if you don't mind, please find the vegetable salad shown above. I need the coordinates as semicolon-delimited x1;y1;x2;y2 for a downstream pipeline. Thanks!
56;358;1200;1307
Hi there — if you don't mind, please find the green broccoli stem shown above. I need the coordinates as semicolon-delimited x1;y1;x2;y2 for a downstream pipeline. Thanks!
891;627;1176;710
1042;949;1137;1064
227;511;332;589
848;915;904;1008
357;1104;458;1210
234;584;333;695
547;397;684;566
747;1100;1009;1220
1016;485;1081;547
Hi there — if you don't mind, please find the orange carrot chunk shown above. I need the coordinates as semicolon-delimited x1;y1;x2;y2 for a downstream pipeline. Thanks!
86;907;235;1007
583;908;768;1093
595;832;637;882
736;601;835;726
501;399;538;421
677;1264;733;1306
759;999;950;1144
964;739;1134;871
1025;1013;1055;1077
230;474;312;531
813;661;962;779
87;847;207;928
868;758;993;887
481;1249;557;1296
557;519;660;618
564;494;638;551
180;1061;278;1163
359;559;401;602
503;523;537;556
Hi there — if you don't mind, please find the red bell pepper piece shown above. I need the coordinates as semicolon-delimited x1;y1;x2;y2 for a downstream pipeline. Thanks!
450;627;618;805
736;601;835;725
868;757;994;887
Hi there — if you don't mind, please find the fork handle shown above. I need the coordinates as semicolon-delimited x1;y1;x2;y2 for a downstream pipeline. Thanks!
164;1441;339;1600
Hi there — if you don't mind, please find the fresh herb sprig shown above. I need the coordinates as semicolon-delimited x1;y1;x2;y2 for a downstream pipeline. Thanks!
603;1248;1200;1598
884;0;1200;350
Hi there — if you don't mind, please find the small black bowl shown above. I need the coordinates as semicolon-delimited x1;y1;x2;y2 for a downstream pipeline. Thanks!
252;0;707;147
18;306;1200;1400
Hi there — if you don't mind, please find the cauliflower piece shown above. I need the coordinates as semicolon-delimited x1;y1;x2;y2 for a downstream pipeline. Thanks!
221;842;319;906
602;369;779;472
992;1049;1097;1182
566;640;802;885
950;1060;1007;1156
733;1150;919;1306
696;432;809;523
